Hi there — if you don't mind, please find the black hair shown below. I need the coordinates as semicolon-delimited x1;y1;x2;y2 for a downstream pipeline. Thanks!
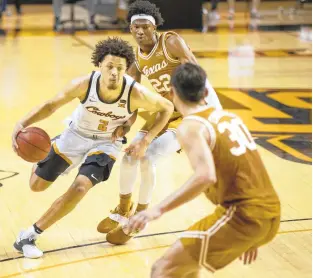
171;63;207;103
91;37;135;69
127;0;164;26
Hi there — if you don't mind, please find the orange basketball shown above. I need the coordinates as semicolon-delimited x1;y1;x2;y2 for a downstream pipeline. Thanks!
16;127;51;163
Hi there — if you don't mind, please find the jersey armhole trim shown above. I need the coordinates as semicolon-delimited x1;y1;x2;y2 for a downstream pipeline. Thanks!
81;71;95;104
127;80;137;114
134;60;142;74
162;32;181;64
183;115;216;150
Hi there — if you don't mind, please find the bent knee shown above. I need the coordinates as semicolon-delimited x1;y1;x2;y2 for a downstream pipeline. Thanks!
71;176;93;195
122;153;139;167
151;258;169;278
29;175;52;192
72;183;89;195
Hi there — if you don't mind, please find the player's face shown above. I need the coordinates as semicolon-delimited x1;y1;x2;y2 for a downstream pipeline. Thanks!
130;19;156;46
99;55;127;90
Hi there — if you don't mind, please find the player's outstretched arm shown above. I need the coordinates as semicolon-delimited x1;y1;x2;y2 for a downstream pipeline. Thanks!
127;62;142;83
127;120;217;232
12;75;90;150
125;83;174;158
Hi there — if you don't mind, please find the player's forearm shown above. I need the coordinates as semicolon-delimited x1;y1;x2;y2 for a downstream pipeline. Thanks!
157;172;215;214
144;108;172;143
121;111;138;135
20;102;57;127
125;110;137;127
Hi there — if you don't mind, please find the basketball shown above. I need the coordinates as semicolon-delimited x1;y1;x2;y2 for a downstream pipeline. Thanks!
16;127;51;163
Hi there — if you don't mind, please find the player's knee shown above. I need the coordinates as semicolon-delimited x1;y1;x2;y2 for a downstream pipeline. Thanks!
151;258;165;278
151;261;159;278
71;180;91;196
122;153;138;167
140;154;155;170
29;176;51;192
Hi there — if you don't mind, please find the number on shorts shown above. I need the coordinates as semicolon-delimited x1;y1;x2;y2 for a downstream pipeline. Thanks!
98;120;109;132
218;117;256;156
150;74;171;93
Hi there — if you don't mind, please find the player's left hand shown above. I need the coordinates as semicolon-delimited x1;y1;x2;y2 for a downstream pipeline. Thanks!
124;139;149;159
127;207;163;233
112;125;130;143
239;248;258;265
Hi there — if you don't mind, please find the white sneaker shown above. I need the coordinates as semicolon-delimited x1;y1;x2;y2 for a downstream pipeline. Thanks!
14;231;43;259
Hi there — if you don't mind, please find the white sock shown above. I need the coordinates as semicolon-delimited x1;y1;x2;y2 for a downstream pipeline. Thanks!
119;132;147;196
138;157;156;204
22;226;40;240
119;154;139;195
137;131;180;205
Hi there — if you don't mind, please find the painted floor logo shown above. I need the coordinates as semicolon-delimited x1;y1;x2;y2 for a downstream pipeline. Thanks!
217;88;311;164
0;170;19;187
138;88;311;164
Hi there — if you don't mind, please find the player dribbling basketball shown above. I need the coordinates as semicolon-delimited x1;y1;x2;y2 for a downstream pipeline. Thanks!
11;37;173;259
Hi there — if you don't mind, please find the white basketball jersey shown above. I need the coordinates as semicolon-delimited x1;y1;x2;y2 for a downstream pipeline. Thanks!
70;71;136;138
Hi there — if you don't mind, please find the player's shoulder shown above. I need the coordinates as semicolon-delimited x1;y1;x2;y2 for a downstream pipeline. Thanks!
177;117;207;138
163;31;185;48
71;72;95;90
123;73;136;83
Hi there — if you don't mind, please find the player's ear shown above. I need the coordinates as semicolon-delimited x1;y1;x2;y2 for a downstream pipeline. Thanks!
203;88;209;98
169;87;174;98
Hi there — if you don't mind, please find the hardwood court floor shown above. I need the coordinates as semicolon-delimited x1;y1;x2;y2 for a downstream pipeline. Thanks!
0;11;312;278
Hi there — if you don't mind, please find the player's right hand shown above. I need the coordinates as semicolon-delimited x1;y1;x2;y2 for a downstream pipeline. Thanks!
12;122;25;153
112;124;130;143
239;248;258;265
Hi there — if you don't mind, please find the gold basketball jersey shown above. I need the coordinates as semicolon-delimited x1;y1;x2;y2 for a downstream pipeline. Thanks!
184;108;280;218
135;31;181;101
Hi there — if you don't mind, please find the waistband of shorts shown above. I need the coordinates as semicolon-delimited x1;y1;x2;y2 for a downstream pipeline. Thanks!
69;126;111;140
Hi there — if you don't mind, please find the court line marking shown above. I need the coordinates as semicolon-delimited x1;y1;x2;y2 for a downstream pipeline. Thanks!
72;35;93;50
0;228;311;278
1;218;311;263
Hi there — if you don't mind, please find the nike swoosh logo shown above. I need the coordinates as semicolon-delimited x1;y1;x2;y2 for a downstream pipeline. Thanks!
91;174;98;181
89;99;97;102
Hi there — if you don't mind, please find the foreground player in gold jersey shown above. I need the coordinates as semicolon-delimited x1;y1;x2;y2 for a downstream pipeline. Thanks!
97;1;222;243
127;63;281;277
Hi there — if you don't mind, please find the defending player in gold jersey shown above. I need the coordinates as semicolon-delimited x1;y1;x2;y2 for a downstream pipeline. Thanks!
97;1;222;243
127;63;281;277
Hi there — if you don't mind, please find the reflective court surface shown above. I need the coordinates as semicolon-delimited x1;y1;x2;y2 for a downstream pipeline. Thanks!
0;2;311;278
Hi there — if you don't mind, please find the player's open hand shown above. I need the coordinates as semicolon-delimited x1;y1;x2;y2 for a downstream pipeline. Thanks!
12;122;25;154
239;248;258;265
124;139;148;159
127;207;163;234
112;125;130;143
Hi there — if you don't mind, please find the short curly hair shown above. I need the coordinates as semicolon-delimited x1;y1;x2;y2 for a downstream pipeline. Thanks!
127;1;164;26
91;37;135;69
